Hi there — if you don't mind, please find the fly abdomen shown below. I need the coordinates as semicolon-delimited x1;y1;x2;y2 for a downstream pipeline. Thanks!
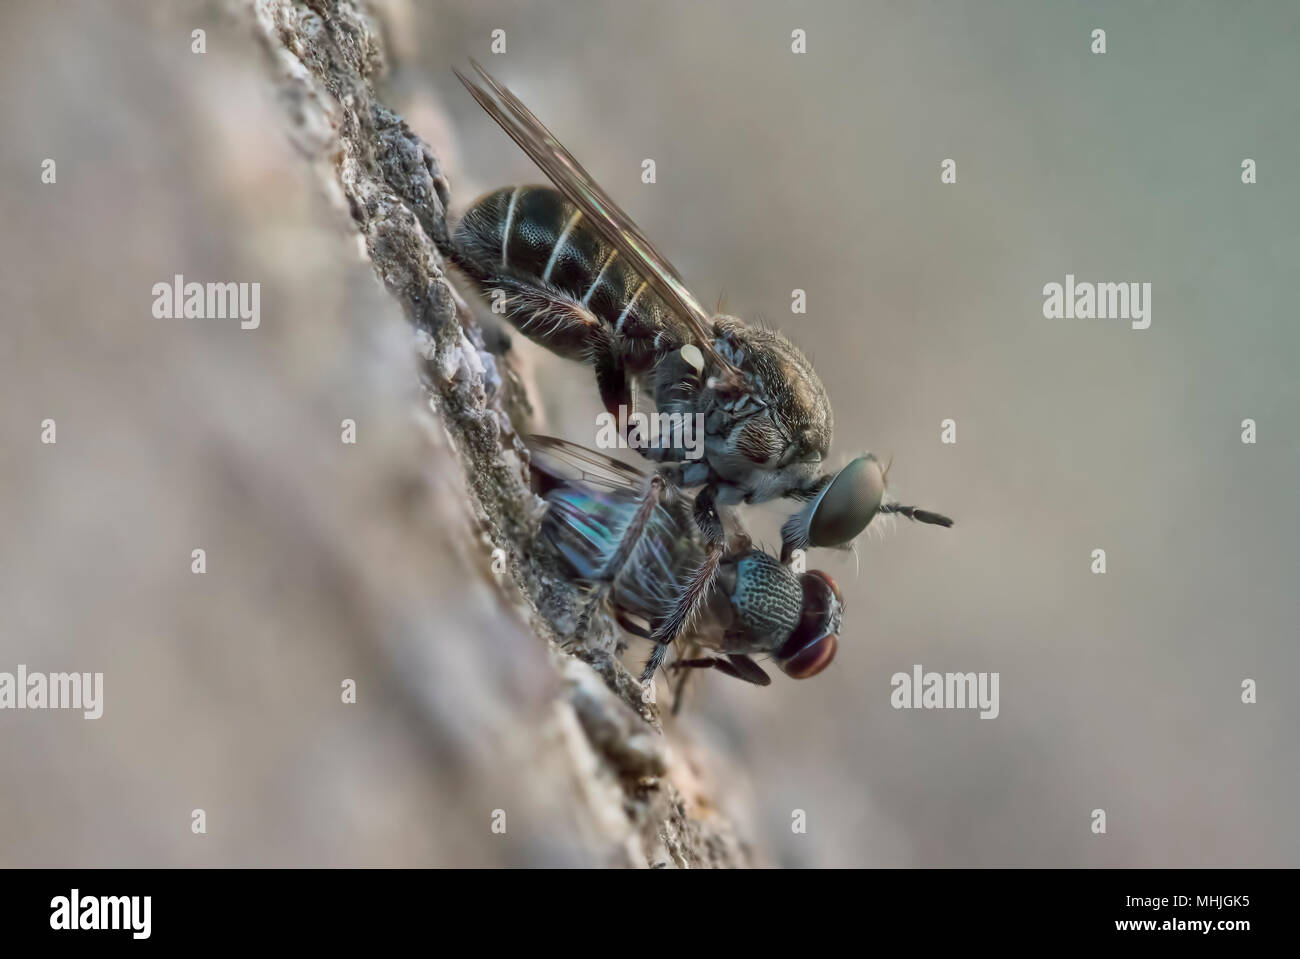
452;186;682;367
508;188;604;288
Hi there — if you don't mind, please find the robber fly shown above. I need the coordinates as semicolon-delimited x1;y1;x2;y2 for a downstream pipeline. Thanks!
530;436;843;712
442;62;952;682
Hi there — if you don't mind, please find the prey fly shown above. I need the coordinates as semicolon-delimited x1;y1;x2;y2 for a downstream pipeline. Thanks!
529;436;843;712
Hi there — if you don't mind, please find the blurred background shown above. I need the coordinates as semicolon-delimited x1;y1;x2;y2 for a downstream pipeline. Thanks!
1;0;1297;866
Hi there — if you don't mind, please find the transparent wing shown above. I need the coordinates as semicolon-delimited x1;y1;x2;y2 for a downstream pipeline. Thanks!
527;434;648;493
531;435;693;595
456;61;739;378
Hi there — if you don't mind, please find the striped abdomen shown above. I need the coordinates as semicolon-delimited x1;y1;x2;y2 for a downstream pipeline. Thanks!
451;186;682;369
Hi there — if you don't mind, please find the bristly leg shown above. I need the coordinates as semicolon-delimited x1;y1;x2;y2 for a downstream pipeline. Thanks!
614;611;652;639
669;640;701;715
574;473;665;640
597;474;664;580
589;329;631;418
643;486;725;681
670;662;692;716
470;274;605;361
671;654;772;687
639;637;671;685
573;583;610;640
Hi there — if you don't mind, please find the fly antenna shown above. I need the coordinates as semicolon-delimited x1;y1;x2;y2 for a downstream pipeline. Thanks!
879;504;954;528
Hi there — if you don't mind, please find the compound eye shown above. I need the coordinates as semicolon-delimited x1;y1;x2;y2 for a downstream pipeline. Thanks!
806;455;886;548
806;569;843;608
781;633;838;679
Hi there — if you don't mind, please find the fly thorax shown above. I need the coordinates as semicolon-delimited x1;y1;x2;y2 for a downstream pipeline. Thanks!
700;321;833;493
727;550;803;649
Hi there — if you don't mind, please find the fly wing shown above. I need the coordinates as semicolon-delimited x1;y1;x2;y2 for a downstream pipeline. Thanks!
527;434;647;493
544;482;690;619
529;436;695;609
456;61;740;380
529;435;647;581
542;481;640;582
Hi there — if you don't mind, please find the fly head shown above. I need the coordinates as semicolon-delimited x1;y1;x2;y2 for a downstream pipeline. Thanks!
720;548;805;651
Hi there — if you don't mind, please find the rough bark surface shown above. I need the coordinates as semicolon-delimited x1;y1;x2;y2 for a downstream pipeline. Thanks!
247;0;756;867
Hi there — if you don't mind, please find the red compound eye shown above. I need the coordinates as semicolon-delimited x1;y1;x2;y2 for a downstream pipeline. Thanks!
806;569;843;608
781;633;838;679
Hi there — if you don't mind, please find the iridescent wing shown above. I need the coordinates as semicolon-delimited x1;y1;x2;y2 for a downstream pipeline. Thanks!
456;61;740;380
529;436;692;601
